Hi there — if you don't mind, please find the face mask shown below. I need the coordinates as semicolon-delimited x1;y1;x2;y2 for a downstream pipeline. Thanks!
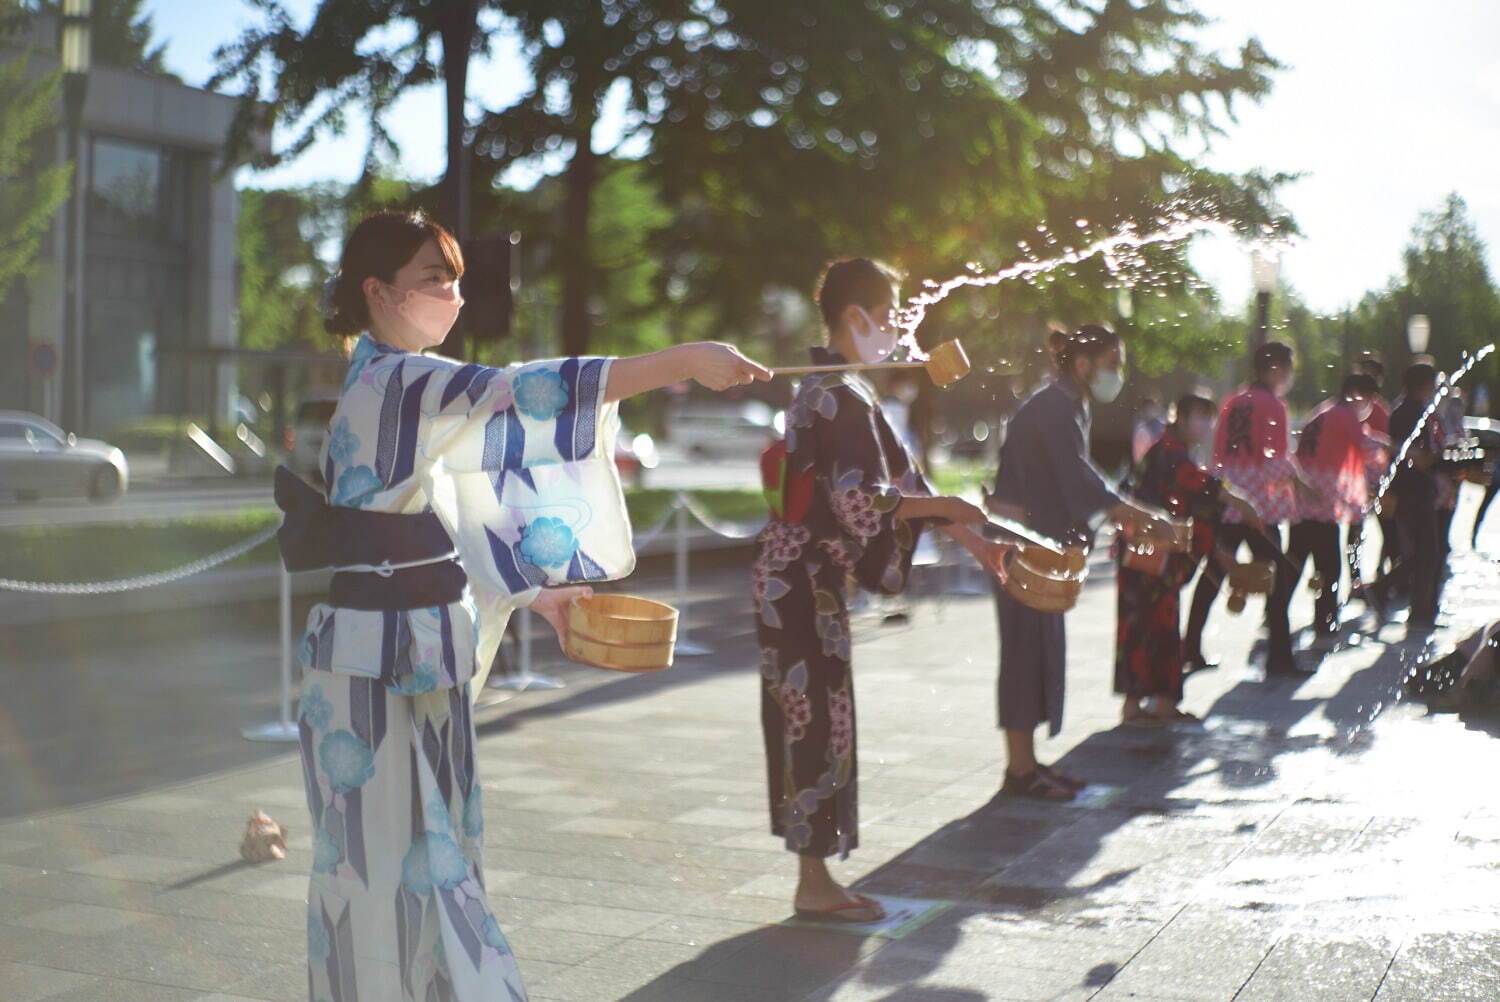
1089;365;1125;404
852;307;899;364
387;282;464;342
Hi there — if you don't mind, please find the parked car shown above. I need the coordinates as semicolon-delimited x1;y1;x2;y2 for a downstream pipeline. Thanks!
287;393;340;481
669;400;781;460
0;411;129;502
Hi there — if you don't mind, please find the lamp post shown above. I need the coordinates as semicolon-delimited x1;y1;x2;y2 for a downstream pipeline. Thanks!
59;0;91;433
1249;246;1281;361
1407;314;1431;356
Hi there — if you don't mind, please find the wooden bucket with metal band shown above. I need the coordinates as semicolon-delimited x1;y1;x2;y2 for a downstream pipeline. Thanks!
563;594;678;672
1121;519;1193;576
1225;560;1275;615
1001;545;1088;613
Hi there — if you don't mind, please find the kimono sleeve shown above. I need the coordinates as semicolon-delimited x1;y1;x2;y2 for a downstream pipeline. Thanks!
808;385;924;595
1258;394;1300;482
415;356;636;691
1047;396;1122;528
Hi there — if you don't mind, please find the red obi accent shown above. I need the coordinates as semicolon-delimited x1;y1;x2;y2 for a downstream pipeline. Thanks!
760;440;815;523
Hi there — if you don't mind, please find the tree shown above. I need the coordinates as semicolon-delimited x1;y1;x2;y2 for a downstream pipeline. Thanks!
0;2;70;302
210;0;489;235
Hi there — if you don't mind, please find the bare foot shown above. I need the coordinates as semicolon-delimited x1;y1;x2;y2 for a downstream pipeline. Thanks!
793;883;884;922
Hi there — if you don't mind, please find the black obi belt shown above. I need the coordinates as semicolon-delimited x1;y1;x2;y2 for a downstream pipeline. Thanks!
273;465;467;611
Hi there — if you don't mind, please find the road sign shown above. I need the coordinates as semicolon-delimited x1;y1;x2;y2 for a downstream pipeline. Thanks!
29;341;58;380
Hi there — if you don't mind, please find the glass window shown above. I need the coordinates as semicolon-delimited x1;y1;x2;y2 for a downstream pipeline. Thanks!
0;422;29;440
89;138;162;239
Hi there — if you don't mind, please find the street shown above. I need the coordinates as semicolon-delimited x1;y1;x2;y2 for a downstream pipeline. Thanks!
2;501;1499;1000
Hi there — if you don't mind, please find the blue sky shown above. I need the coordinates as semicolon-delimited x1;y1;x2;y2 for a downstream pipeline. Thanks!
146;0;1500;314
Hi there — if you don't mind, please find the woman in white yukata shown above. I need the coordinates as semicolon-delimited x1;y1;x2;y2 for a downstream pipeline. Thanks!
275;210;769;1002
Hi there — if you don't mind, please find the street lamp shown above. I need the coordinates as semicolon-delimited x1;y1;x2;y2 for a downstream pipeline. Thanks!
1249;246;1281;358
59;0;91;432
1407;314;1431;355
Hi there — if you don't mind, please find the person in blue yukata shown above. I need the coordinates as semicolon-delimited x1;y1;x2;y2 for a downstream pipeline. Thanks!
279;210;770;1002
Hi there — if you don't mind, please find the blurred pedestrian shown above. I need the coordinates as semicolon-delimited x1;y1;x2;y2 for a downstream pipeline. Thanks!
1277;373;1388;651
1182;341;1316;676
1371;361;1445;632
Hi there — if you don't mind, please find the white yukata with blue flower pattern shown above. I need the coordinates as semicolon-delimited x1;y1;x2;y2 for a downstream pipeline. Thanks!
297;334;634;1002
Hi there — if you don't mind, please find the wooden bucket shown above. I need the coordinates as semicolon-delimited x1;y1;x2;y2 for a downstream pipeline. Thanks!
1001;546;1087;613
1225;560;1274;615
563;594;678;672
925;340;971;388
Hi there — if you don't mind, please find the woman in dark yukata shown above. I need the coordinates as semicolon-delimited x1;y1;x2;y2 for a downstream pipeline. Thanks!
988;325;1177;801
752;258;1011;923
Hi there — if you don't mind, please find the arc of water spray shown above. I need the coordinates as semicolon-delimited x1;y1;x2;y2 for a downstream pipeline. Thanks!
888;213;1252;361
1369;344;1495;514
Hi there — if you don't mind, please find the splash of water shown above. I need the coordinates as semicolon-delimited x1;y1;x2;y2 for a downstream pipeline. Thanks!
890;211;1262;361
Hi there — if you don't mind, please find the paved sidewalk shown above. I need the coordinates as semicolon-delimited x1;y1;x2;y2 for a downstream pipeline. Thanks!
4;526;1500;1000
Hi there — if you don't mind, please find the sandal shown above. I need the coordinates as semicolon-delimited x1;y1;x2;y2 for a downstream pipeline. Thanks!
1037;763;1086;791
1002;768;1077;802
794;893;886;924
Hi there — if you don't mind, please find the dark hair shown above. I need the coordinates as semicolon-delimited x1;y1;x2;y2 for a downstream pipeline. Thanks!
816;258;901;331
325;211;465;337
1047;329;1069;358
1356;351;1385;380
1341;372;1380;398
1174;393;1216;424
1404;361;1438;394
1055;324;1120;372
1252;341;1294;377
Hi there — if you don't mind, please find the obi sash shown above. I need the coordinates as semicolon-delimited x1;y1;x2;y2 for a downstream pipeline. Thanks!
273;465;467;611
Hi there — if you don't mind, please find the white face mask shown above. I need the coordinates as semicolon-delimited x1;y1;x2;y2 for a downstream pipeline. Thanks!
386;282;464;343
851;306;899;364
1089;365;1125;404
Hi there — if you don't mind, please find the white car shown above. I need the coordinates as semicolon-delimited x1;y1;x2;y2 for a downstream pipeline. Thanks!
287;394;340;481
0;411;129;502
669;400;782;460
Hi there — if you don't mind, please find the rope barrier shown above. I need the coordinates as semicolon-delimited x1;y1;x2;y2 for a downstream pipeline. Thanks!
0;524;280;594
674;492;766;540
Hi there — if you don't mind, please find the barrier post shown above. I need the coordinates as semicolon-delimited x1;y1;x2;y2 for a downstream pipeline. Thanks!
675;493;712;656
242;566;300;742
489;606;565;691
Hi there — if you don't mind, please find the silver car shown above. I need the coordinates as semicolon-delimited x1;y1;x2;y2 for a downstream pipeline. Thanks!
0;411;130;502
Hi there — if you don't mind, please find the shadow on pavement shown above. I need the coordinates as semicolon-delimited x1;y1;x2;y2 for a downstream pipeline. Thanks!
616;618;1427;1001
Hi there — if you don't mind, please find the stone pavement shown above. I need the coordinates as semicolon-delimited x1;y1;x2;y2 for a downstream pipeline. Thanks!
4;521;1500;1001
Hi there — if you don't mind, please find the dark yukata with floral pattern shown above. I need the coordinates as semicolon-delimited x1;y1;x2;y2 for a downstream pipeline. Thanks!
1114;427;1225;701
753;347;930;859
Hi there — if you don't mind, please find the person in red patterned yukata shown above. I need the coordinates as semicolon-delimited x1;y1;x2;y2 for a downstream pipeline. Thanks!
1273;373;1389;654
1182;341;1319;677
1115;394;1261;726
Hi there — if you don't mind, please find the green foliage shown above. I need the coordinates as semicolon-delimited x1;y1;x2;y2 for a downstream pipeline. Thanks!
0;4;70;302
236;186;334;351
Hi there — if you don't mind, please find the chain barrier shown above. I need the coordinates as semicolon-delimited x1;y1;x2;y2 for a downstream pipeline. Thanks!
0;524;280;595
630;499;683;550
674;492;766;540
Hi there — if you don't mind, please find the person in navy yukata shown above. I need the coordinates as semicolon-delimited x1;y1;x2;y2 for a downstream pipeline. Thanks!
279;210;770;1002
753;258;1012;923
987;325;1178;801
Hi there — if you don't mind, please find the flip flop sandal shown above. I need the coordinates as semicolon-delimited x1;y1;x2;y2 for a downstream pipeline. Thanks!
794;896;886;924
1038;763;1086;790
1002;769;1077;802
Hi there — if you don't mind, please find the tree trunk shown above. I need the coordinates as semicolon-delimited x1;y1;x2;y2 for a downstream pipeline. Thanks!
559;129;597;357
437;0;477;243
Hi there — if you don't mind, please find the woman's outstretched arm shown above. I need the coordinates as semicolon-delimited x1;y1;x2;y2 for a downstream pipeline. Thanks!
605;343;772;402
